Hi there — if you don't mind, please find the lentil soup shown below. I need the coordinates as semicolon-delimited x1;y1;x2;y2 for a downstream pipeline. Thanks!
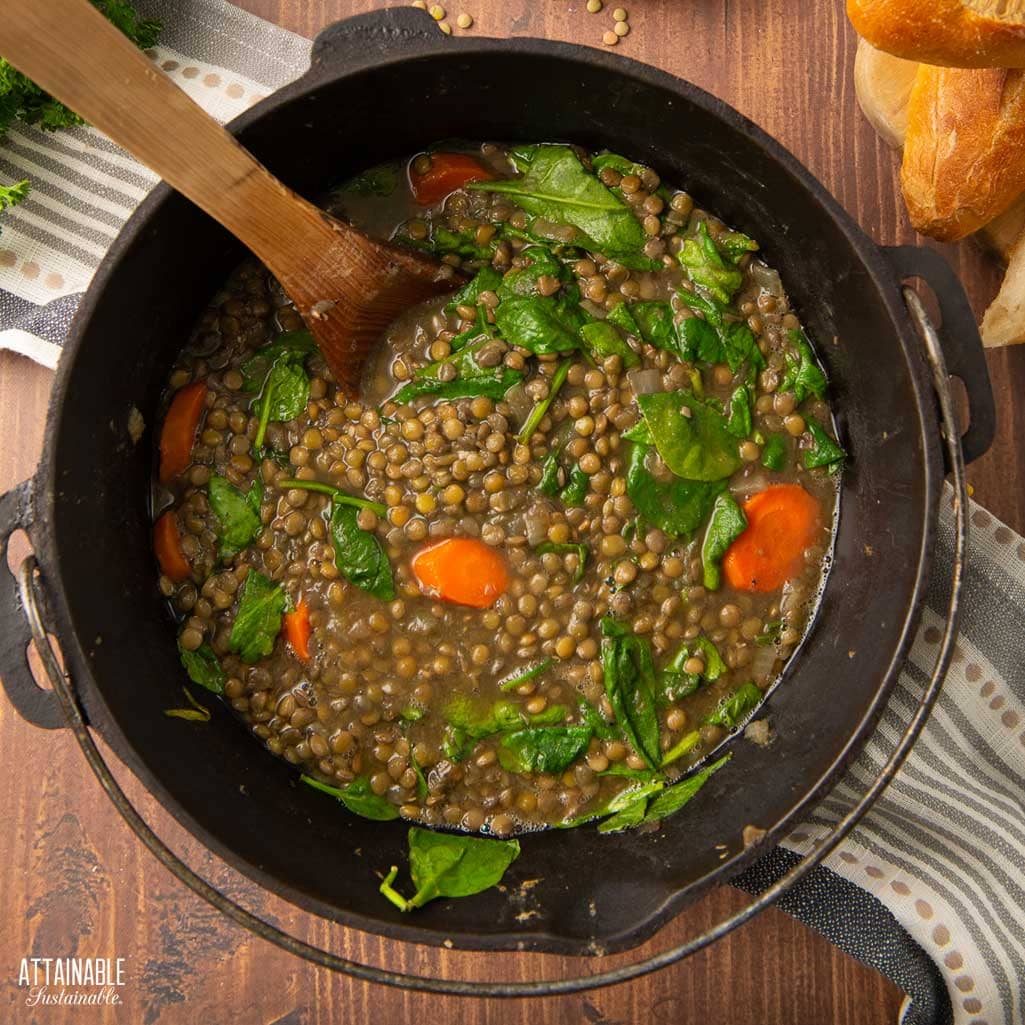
153;142;843;839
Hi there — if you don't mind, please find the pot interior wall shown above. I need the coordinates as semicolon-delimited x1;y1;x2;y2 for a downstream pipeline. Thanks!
42;45;936;953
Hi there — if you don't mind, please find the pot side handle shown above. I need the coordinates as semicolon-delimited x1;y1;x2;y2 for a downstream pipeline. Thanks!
883;245;996;466
0;481;65;729
305;7;448;83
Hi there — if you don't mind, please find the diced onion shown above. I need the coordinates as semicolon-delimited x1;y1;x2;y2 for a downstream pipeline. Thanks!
750;643;778;680
627;368;664;395
523;503;552;547
750;261;784;296
504;383;533;422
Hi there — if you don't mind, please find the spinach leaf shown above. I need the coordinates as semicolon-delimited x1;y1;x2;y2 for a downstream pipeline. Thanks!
392;369;523;405
726;385;753;439
678;222;744;304
630;300;677;354
721;322;766;374
717;231;759;263
590;151;648;178
606;300;642;337
241;330;317;392
622;419;654;445
694;636;727;682
302;774;400;821
177;640;225;694
330;502;395;601
446;265;502;314
642;753;731;823
208;474;263;560
404;223;496;261
538;444;564;497
518;358;571;443
498;658;553;692
780;328;827;403
442;697;568;761
659;635;725;703
761;433;788;471
253;355;310;452
580;321;640;368
469;144;652;267
535;541;589;583
705;682;763;729
659;729;701;768
229;571;287;663
596;780;664;834
494;294;587;355
701;493;747;590
677;315;723;364
636;390;743;481
338;162;402;197
624;442;725;539
803;418;846;471
379;827;520;911
559;463;589;507
579;699;620;740
497;725;592;773
600;617;661;769
496;246;566;298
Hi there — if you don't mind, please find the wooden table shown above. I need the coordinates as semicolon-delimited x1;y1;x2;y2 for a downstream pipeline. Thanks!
2;1;1023;1022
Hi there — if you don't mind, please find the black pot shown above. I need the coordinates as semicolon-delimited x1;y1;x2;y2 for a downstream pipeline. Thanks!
0;6;994;969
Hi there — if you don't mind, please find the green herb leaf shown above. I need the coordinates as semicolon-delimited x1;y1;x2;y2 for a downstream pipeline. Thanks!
677;315;723;364
704;682;763;729
0;179;30;232
498;658;553;692
659;729;701;768
253;353;311;452
629;300;678;354
624;442;725;540
392;369;523;404
229;571;286;663
694;636;727;682
718;231;759;262
606;301;641;337
535;541;589;584
780;328;827;403
678;222;745;304
600;617;661;769
726;385;753;439
446;265;503;314
579;699;621;740
579;321;640;368
381;827;521;911
330;502;395;601
761;433;788;471
643;753;730;823
469;144;651;266
240;331;317;392
302;774;400;821
497;725;592;774
803;418;846;471
208;475;263;560
701;493;747;590
494;294;587;355
635;390;743;482
177;640;226;695
559;463;589;507
721;322;766;374
538;444;564;497
597;782;663;834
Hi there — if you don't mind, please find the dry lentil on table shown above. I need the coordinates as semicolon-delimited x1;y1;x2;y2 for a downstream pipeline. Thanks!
154;141;841;837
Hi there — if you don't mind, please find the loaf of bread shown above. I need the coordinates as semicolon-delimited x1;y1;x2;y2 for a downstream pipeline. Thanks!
854;39;919;148
848;0;1025;68
982;228;1025;345
901;64;1025;240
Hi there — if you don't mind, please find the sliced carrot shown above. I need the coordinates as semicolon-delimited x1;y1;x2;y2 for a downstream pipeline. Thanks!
410;538;509;609
159;381;208;484
154;510;191;583
284;597;312;661
722;484;822;593
410;153;495;206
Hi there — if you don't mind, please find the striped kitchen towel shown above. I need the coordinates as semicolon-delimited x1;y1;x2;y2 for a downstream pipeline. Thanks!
0;0;311;367
1;4;1022;1023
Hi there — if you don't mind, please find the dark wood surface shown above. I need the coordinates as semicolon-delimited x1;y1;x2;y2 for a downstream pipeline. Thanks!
2;1;1023;1022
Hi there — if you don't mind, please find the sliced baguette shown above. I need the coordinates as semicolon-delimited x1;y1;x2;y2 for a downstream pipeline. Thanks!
854;39;919;148
848;0;1025;68
982;225;1025;345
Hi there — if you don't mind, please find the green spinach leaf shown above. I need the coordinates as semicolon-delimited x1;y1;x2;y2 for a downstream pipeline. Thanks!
596;780;664;833
559;463;589;507
701;493;747;590
803;418;846;471
241;330;317;392
780;328;827;403
330;502;395;601
229;571;287;663
446;264;502;314
606;300;642;337
208;474;263;560
705;682;763;729
536;540;588;583
494;294;587;355
338;162;402;197
177;640;225;695
538;444;564;497
518;358;571;443
636;390;743;481
498;658;553;692
726;385;753;439
379;827;520;911
600;617;661;769
624;442;725;539
630;300;677;354
392;369;523;405
721;321;766;374
497;725;592;773
761;433;788;471
302;774;400;821
579;321;640;367
642;753;730;823
678;221;744;304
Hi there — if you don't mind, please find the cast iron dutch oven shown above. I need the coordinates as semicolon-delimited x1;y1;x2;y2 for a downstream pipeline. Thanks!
0;6;996;969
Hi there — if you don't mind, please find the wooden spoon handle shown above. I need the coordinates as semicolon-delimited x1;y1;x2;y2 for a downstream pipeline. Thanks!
0;0;324;270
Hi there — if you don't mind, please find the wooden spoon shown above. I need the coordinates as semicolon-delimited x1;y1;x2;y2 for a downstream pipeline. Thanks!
0;0;462;393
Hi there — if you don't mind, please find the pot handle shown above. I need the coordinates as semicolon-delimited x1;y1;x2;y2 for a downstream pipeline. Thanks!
883;245;996;466
305;7;448;82
0;481;64;729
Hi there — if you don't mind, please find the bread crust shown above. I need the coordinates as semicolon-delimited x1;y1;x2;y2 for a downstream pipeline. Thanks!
901;64;1025;240
849;0;1025;68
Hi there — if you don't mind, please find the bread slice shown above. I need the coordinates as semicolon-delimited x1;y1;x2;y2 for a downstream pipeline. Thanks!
854;39;919;148
849;1;1025;67
982;226;1025;344
901;63;1025;240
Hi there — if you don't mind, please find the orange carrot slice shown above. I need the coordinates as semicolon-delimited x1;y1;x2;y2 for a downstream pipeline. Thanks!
283;596;312;661
410;538;509;608
722;484;822;593
410;153;495;206
154;510;191;583
159;381;207;483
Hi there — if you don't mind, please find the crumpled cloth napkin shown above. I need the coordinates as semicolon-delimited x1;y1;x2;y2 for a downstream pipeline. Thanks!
1;4;1022;1022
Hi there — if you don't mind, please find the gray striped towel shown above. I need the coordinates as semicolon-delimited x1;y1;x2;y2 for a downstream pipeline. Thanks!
1;4;1022;1021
